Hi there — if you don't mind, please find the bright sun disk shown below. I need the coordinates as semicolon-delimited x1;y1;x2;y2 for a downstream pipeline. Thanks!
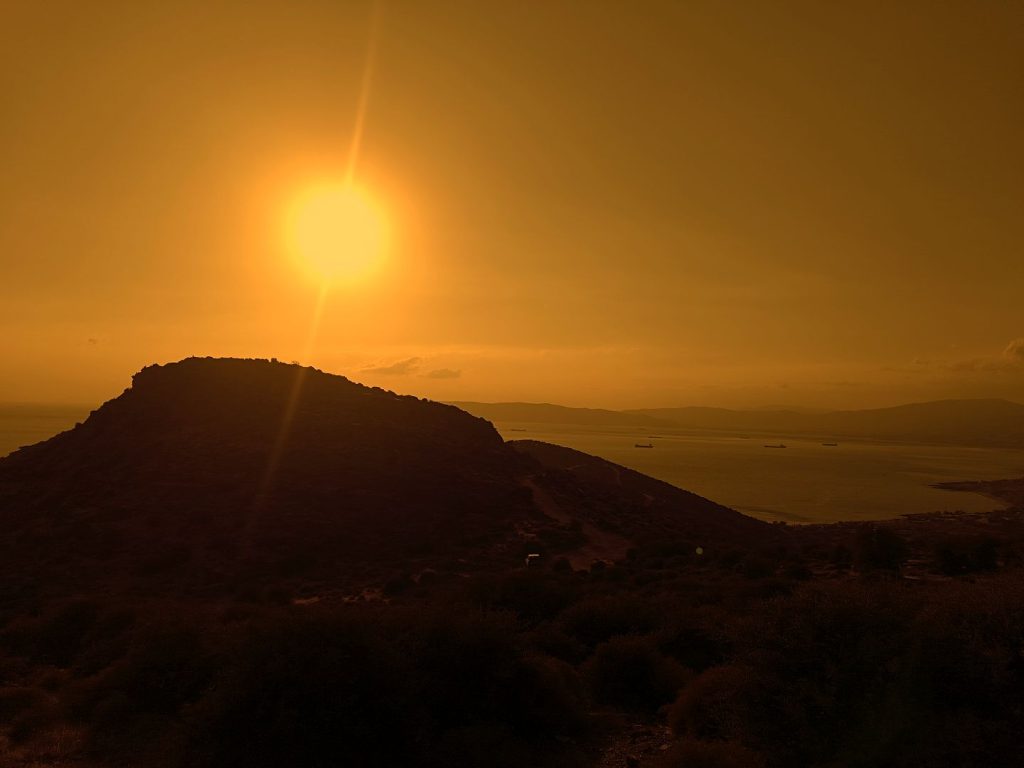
287;183;388;283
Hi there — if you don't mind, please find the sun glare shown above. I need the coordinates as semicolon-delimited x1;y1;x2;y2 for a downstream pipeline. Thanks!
286;183;388;284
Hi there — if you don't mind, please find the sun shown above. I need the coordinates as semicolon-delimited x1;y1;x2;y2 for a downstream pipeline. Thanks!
286;183;388;284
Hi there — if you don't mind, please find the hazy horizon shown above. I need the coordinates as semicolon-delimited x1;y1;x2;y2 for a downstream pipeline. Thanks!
3;1;1023;408
2;361;1022;414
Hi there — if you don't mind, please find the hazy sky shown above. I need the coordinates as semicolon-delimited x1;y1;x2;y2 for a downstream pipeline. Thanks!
3;1;1023;409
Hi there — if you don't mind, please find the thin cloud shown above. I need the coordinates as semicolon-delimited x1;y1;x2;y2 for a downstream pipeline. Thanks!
362;357;421;375
1004;338;1024;362
947;358;1003;373
943;338;1024;374
901;340;1024;376
424;368;462;380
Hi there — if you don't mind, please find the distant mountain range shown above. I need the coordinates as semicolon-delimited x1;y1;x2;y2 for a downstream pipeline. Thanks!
449;401;673;428
455;398;1024;448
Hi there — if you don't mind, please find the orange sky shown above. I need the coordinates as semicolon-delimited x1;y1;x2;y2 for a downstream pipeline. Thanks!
2;1;1023;409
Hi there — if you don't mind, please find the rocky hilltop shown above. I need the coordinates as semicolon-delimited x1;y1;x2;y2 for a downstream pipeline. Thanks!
0;357;762;601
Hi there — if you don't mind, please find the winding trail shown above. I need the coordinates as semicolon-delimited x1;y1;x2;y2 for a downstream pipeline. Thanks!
521;477;632;569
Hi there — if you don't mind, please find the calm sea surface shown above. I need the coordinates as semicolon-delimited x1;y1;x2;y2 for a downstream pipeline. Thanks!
3;407;1022;523
0;405;90;459
493;421;1024;522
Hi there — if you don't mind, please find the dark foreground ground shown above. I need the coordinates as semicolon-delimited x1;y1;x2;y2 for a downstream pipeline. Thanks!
2;360;1023;768
3;503;1024;768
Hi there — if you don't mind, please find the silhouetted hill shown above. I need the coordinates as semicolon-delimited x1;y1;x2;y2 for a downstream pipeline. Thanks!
450;401;674;427
0;358;544;599
0;358;761;603
629;398;1024;447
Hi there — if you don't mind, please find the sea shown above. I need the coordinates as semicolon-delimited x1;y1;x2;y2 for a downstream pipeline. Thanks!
2;405;1021;523
0;404;91;459
492;421;1024;523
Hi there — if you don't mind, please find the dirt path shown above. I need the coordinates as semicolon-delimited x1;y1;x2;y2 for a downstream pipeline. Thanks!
594;721;674;768
521;478;632;569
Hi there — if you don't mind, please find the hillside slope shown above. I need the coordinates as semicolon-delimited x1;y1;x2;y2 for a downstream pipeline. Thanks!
0;358;760;602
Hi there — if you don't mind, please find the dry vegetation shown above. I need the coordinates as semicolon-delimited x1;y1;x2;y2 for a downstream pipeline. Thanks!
1;360;1022;767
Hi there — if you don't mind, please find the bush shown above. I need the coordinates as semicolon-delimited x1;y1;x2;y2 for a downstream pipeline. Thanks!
854;526;908;574
668;665;753;741
739;555;773;579
65;621;217;759
551;557;573;573
683;580;1024;767
656;611;729;672
180;606;588;768
934;536;998;575
469;570;581;626
583;635;689;714
0;686;54;744
1;600;99;667
92;624;214;717
183;611;410;768
560;595;661;648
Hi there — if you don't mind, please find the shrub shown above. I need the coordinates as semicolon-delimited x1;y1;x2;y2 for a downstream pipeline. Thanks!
668;665;753;741
739;555;773;579
0;685;52;744
680;579;1024;767
65;621;217;759
780;563;813;581
468;570;581;626
656;611;729;672
551;557;573;573
182;611;410;768
560;595;661;648
854;526;908;574
934;536;998;575
383;570;414;596
93;624;215;717
179;606;589;768
583;635;689;714
0;685;40;721
1;600;100;667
